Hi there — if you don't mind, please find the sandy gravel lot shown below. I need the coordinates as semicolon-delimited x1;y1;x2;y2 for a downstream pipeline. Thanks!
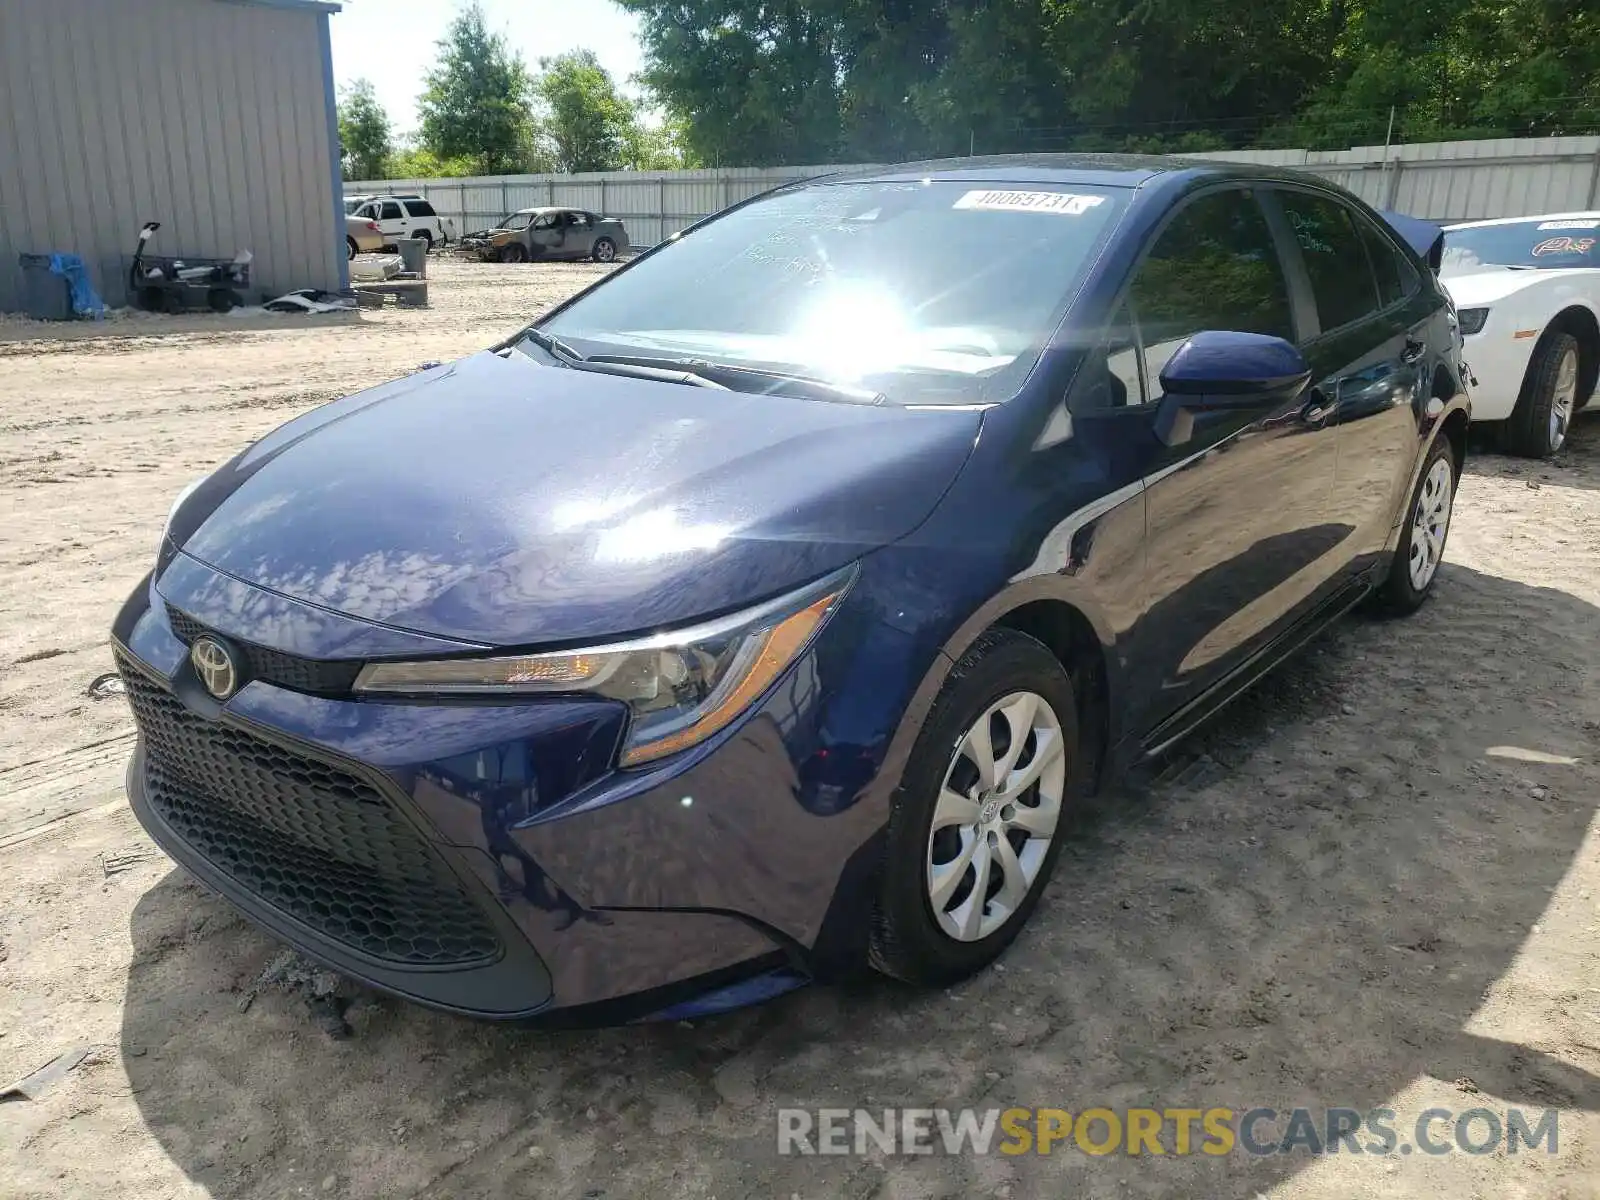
2;258;1599;1200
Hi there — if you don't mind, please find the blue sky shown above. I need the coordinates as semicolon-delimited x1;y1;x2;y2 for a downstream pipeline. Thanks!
328;0;646;137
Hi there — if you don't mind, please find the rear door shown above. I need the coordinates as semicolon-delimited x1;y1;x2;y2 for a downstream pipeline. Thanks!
1120;186;1342;736
376;200;407;241
1270;188;1435;570
566;212;598;258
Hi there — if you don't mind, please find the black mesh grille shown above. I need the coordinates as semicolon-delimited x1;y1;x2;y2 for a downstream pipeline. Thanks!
121;658;500;967
166;605;363;696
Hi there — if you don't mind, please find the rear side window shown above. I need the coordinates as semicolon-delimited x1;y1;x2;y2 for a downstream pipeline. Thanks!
1278;192;1382;331
1356;216;1419;307
380;201;404;220
405;199;437;218
1128;188;1295;385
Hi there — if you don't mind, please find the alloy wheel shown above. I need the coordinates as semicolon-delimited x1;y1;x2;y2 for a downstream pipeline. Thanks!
926;691;1066;942
1407;456;1454;591
1550;345;1578;452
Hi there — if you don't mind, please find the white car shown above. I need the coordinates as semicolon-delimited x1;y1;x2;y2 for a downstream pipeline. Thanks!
345;194;456;251
1440;213;1600;456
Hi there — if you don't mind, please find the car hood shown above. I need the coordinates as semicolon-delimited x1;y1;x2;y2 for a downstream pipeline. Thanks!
1442;266;1600;307
171;350;981;647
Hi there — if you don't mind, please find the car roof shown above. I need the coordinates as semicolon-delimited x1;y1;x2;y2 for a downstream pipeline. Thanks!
811;152;1325;190
1444;211;1600;230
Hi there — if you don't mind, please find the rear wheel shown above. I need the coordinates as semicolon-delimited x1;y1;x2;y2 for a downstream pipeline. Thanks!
1373;436;1456;616
414;230;433;251
206;288;241;313
1503;330;1579;458
592;237;617;264
870;629;1077;986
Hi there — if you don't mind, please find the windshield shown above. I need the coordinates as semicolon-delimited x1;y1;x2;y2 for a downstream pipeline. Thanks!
498;212;534;230
343;198;363;215
533;180;1129;405
1441;218;1600;275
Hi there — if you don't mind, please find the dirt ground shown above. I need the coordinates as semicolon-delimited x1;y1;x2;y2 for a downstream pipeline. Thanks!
2;257;1598;1200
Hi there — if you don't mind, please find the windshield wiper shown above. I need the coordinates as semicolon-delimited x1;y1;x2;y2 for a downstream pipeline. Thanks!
520;330;730;389
583;354;887;405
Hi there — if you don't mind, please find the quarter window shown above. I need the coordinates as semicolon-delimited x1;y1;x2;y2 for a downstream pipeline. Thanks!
1355;216;1418;307
1128;189;1295;388
1278;192;1381;331
405;199;438;218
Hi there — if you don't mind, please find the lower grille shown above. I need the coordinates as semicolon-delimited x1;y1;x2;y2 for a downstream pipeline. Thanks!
121;658;500;967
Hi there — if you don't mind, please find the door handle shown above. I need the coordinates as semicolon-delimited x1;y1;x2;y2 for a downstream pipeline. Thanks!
1401;337;1428;365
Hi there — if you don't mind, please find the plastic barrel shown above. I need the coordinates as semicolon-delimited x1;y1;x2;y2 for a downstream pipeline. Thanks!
18;254;74;320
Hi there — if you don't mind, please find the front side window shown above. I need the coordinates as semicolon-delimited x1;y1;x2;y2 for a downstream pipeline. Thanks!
1442;217;1600;274
537;181;1130;406
1278;191;1381;332
1128;189;1294;388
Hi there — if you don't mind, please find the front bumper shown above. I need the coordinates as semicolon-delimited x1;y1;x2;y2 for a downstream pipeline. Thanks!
112;562;901;1021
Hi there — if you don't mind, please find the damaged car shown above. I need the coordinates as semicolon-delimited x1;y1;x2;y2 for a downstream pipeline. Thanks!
461;207;629;264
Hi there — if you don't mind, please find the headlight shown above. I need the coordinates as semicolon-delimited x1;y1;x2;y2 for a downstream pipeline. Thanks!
1456;307;1489;336
354;565;856;766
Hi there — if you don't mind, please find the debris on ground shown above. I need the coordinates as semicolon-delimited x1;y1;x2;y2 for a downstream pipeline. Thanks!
0;1044;93;1102
236;949;354;1037
263;289;358;315
85;673;125;699
98;846;159;876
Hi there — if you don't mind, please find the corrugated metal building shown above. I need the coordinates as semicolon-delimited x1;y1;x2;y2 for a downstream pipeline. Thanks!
0;0;346;313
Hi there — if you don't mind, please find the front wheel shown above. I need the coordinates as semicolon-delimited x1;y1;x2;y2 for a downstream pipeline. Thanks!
870;629;1078;986
499;243;529;264
1372;437;1456;616
592;237;617;264
346;236;358;261
1503;330;1579;457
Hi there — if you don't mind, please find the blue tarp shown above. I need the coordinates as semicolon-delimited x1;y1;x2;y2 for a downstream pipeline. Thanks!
47;253;105;318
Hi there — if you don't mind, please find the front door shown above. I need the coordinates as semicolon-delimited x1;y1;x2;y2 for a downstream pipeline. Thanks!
1120;186;1343;737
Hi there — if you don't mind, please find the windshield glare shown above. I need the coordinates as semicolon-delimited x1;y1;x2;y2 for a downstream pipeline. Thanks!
536;181;1128;405
1442;218;1600;274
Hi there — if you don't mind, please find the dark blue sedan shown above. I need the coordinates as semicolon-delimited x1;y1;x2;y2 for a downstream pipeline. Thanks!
113;155;1470;1022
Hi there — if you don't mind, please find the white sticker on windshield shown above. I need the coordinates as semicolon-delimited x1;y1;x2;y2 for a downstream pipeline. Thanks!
1536;219;1600;230
953;189;1107;216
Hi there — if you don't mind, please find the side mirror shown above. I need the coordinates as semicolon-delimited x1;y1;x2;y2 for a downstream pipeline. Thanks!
1154;331;1312;447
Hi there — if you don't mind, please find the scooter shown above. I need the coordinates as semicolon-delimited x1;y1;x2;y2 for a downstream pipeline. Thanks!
128;221;252;314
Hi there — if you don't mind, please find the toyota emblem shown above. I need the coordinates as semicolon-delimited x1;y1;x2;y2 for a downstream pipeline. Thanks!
190;635;240;700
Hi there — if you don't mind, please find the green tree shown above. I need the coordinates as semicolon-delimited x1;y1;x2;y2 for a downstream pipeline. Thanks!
417;3;533;174
388;140;478;179
337;78;392;180
534;49;637;173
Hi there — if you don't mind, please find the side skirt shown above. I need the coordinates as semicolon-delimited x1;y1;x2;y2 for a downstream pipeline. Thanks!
1137;575;1374;760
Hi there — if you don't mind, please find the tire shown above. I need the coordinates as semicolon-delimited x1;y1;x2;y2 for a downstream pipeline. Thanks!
499;243;529;264
414;230;433;252
1502;330;1580;458
346;236;358;261
870;629;1079;986
1372;436;1456;616
162;290;186;316
592;237;617;264
206;288;240;313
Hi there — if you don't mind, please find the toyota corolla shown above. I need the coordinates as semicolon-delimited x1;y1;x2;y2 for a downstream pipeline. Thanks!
113;155;1470;1023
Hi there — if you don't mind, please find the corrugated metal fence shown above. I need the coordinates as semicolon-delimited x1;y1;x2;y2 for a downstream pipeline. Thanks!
349;136;1600;249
